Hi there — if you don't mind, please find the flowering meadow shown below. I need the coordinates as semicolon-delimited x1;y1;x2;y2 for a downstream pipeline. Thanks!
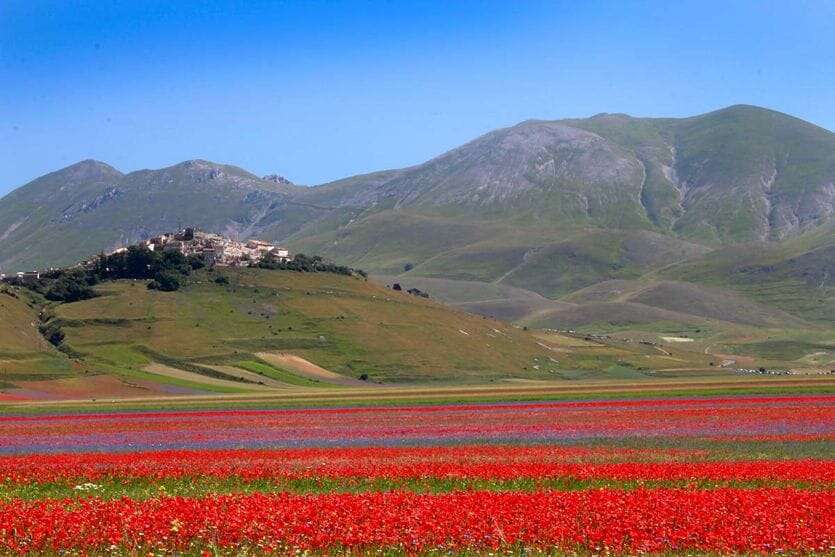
0;394;833;555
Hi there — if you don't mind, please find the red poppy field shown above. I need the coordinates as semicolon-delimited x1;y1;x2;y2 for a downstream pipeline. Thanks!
1;395;833;555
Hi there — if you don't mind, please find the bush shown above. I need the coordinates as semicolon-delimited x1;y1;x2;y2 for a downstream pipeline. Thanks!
43;272;97;303
188;255;206;270
148;271;181;292
214;275;230;285
39;322;65;346
257;253;364;277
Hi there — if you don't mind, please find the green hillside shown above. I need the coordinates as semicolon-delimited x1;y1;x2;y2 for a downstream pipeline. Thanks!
0;286;74;388
1;105;833;372
3;269;706;398
51;268;567;384
3;265;758;403
661;222;835;324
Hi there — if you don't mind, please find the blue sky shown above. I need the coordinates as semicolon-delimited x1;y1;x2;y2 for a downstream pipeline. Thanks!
2;1;834;194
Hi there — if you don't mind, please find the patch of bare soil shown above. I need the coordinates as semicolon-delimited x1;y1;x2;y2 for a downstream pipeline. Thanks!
256;352;371;386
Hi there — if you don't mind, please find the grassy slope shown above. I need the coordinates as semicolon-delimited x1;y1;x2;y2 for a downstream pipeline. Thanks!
50;269;574;384
4;267;758;403
661;222;835;324
0;286;73;385
670;106;835;242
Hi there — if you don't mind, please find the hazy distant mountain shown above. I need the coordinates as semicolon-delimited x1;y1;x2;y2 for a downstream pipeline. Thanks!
1;105;833;334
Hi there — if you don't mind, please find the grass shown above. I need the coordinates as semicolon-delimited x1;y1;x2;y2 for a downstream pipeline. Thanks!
661;224;835;325
13;268;580;391
3;261;831;404
237;359;325;387
724;338;835;361
0;286;77;382
3;475;829;502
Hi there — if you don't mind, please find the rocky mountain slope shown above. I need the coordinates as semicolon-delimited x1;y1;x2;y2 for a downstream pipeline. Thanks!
286;104;835;242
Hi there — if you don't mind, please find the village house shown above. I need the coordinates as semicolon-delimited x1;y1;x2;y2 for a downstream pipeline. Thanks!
144;228;290;267
5;228;291;280
0;270;39;284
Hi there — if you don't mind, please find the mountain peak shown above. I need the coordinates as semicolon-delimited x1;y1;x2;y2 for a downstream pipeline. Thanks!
698;104;803;123
16;160;124;193
57;159;123;179
152;160;261;182
588;112;633;121
262;174;295;186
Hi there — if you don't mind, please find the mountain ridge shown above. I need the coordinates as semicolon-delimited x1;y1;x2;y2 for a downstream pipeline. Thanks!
1;105;833;357
5;104;834;254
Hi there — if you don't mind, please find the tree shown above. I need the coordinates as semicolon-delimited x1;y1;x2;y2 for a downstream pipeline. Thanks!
148;271;181;292
125;245;156;278
43;271;97;302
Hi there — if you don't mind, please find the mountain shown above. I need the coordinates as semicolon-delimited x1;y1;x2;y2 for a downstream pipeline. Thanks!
1;105;833;369
286;104;835;242
568;105;835;241
0;160;298;272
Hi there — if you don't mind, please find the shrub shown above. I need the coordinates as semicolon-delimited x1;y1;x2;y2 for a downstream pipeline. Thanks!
38;322;65;346
257;253;365;277
188;255;206;270
43;272;97;303
149;271;181;292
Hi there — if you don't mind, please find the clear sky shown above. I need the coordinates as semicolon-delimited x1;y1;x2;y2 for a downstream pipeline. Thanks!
2;1;834;195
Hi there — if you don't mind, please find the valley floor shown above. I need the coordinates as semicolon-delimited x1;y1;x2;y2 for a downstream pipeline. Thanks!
1;392;832;555
2;374;833;414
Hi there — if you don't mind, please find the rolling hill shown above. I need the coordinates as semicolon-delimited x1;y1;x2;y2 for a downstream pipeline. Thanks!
0;267;728;401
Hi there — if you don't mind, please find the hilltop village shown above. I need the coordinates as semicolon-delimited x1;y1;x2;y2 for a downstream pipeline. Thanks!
1;228;290;282
104;228;290;268
0;227;366;305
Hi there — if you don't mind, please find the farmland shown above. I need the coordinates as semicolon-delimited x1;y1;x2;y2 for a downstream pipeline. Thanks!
1;260;833;556
1;393;832;554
